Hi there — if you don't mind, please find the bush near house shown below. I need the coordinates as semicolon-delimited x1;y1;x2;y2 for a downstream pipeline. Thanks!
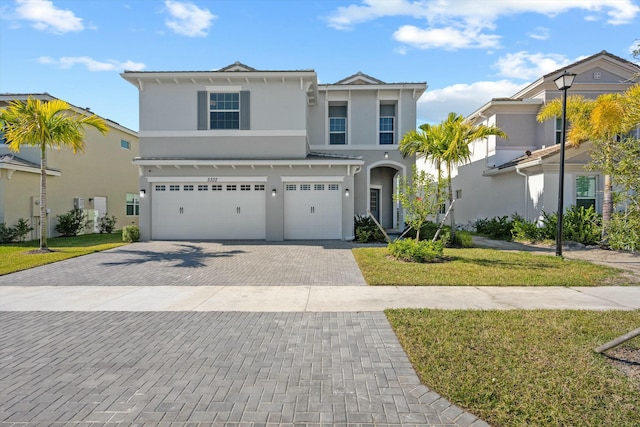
97;214;118;234
477;206;602;246
388;238;444;263
55;208;89;237
122;225;140;242
354;215;386;243
0;218;33;243
403;221;473;247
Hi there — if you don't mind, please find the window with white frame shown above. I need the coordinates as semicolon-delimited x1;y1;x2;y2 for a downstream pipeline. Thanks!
329;105;347;144
576;176;596;210
126;193;139;216
210;92;240;129
555;117;562;144
120;139;130;150
379;104;395;145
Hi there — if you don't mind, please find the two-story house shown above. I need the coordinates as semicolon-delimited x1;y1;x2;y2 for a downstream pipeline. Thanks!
0;93;140;239
122;62;426;241
448;51;639;228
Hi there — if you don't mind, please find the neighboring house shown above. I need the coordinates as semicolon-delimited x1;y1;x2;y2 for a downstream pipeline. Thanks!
446;51;639;228
121;62;426;240
0;93;140;239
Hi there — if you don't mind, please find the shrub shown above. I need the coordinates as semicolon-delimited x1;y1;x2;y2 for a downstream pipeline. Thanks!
0;223;16;244
0;218;33;243
512;218;544;242
475;215;515;240
122;225;140;242
388;238;444;263
354;215;385;243
607;211;640;252
563;205;601;245
55;208;88;237
97;214;118;234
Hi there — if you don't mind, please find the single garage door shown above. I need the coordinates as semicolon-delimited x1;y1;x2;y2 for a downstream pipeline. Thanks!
284;182;342;239
152;182;266;240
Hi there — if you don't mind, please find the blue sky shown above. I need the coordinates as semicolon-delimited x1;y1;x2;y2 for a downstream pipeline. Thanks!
1;0;638;132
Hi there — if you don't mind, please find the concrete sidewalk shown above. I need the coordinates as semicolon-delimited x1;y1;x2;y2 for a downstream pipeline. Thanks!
1;285;639;312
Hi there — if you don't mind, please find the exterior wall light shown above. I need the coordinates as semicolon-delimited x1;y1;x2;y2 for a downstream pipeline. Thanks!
345;189;350;197
139;189;146;198
272;189;277;197
553;70;576;257
384;151;389;159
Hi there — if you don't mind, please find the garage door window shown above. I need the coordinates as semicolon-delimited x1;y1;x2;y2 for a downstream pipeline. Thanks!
255;184;265;191
198;185;208;191
301;184;311;191
184;185;194;191
227;185;237;191
286;184;296;191
212;185;222;191
155;185;166;191
328;184;339;191
314;184;325;191
241;184;251;191
169;185;180;191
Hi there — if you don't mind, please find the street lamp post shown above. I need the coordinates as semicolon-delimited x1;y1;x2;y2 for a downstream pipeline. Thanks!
554;71;576;257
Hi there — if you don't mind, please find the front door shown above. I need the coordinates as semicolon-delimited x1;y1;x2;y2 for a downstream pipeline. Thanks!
370;188;380;222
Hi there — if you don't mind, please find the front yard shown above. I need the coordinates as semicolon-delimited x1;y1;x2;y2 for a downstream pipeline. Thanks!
353;246;627;286
387;309;640;427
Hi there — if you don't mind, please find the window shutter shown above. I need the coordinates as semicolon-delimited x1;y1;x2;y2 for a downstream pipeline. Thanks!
240;91;250;130
197;91;208;130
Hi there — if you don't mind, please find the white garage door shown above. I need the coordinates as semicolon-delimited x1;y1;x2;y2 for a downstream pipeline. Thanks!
152;182;266;240
284;183;342;239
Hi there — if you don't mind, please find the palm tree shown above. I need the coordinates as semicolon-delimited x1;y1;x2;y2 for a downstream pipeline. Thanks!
399;122;448;217
0;96;108;251
537;84;640;236
439;113;507;242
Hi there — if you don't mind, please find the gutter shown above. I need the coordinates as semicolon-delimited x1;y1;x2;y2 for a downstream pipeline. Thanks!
515;166;529;220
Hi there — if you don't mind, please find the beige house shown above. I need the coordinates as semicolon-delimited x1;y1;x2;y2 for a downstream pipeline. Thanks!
0;93;139;240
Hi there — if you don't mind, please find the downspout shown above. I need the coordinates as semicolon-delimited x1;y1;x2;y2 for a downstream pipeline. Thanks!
515;166;529;221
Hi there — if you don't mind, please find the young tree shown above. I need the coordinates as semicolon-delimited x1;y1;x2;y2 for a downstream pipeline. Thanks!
0;97;108;251
394;166;442;241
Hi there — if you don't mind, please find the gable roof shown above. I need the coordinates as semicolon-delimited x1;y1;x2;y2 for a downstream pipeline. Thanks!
218;61;257;72
334;72;386;85
542;50;640;81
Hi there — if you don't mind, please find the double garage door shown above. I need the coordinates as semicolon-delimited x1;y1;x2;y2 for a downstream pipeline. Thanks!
151;180;343;240
152;182;266;240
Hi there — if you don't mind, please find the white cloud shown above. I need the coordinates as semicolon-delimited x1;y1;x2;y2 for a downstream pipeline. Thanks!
528;27;550;41
38;56;146;72
494;52;573;80
417;80;526;124
327;0;639;51
164;0;215;37
15;0;83;33
394;24;500;50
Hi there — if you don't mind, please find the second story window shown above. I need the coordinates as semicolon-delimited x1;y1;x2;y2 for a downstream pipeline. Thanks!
210;92;240;129
329;105;347;145
380;104;395;145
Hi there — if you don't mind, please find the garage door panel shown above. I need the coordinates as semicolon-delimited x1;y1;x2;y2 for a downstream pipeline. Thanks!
284;183;342;240
152;182;265;240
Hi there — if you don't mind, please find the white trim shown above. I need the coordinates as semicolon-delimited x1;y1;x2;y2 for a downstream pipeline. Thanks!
0;164;61;176
309;145;397;151
281;176;345;183
205;85;242;92
139;130;307;138
133;158;363;167
147;176;268;183
369;184;383;223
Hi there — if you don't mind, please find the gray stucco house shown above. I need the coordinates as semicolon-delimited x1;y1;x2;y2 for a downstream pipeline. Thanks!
122;63;426;240
444;51;639;228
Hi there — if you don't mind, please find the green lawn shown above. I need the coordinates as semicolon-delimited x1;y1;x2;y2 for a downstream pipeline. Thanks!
386;309;640;427
0;233;129;275
353;247;625;286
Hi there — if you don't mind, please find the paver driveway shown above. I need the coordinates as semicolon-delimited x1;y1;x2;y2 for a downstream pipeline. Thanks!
0;241;486;427
0;241;367;287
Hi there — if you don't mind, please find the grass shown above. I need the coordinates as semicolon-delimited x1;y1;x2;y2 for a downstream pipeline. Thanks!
0;232;129;275
353;247;624;286
386;309;640;427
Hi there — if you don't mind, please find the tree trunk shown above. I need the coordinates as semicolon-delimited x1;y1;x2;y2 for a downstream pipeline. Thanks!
601;173;613;242
40;144;49;251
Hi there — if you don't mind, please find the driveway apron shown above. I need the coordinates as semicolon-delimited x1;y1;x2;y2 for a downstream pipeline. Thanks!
0;241;487;427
